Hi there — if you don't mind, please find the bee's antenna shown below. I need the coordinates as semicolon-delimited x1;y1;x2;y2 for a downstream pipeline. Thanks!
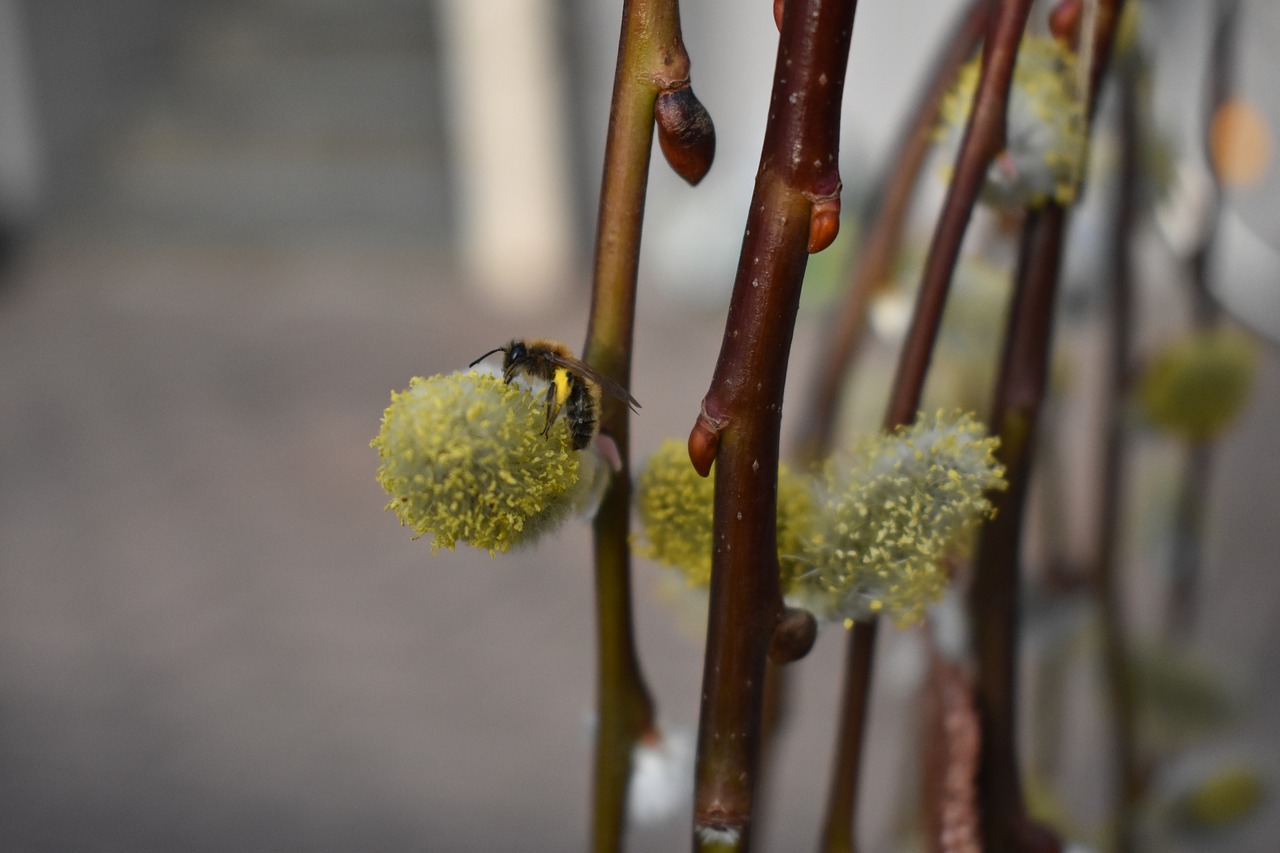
468;346;507;368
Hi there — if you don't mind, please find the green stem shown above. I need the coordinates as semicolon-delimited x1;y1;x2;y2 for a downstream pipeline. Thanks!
582;1;704;849
689;2;859;849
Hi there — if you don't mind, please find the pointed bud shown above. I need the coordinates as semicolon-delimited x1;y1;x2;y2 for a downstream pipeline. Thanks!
807;195;841;254
655;85;716;186
687;402;727;477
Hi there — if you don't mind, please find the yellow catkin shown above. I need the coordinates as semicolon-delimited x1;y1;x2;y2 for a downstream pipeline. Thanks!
371;371;590;554
633;440;715;585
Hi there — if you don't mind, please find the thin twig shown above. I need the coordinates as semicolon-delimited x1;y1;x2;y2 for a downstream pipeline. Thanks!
818;3;1034;850
883;0;1034;430
920;643;982;853
582;1;708;848
970;204;1067;851
967;4;1128;849
688;2;859;849
1093;35;1141;853
819;619;879;853
788;9;989;839
798;0;991;463
1167;0;1237;638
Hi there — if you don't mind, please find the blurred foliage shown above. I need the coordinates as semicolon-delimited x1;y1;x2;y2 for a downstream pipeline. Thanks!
1175;763;1265;831
1130;644;1240;750
1136;327;1259;442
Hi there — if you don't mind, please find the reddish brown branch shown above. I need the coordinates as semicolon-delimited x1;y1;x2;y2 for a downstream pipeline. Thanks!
818;4;1034;850
689;1;859;848
799;0;990;462
970;204;1066;852
967;4;1128;849
883;0;1034;430
921;647;982;853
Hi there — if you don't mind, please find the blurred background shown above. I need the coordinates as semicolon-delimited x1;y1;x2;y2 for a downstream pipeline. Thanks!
0;0;1277;850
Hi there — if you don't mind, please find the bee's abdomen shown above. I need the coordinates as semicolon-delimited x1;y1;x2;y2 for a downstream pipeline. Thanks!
565;382;596;450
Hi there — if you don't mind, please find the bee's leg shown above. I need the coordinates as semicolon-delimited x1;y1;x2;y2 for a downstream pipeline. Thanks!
540;382;561;437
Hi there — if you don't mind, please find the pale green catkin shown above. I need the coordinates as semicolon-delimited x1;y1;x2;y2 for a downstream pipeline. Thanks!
937;36;1086;208
793;410;1007;626
1137;327;1258;442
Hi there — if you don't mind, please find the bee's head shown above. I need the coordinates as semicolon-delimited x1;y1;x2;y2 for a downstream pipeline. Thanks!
504;340;527;369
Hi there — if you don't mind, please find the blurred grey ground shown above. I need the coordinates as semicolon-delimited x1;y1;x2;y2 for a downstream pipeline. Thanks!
1;1;1280;852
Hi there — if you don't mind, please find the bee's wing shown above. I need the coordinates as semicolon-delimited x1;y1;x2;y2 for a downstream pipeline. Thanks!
542;352;641;414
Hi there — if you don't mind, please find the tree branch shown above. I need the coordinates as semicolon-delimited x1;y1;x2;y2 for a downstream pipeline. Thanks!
968;4;1128;848
970;203;1066;851
582;1;711;848
818;3;1034;849
799;0;991;463
687;2;859;848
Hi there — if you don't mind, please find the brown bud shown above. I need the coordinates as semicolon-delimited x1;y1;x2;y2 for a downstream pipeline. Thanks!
1048;0;1081;43
807;195;841;254
655;85;716;186
769;607;817;664
687;400;728;478
773;0;785;31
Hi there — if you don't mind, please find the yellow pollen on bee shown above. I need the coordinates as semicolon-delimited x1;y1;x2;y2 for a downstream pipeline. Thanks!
553;367;573;407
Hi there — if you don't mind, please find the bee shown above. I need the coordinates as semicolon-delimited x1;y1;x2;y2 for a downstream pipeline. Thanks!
469;339;640;450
